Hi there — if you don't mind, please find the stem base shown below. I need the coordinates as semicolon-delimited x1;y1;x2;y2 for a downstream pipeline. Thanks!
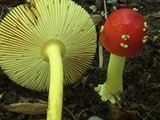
95;54;125;104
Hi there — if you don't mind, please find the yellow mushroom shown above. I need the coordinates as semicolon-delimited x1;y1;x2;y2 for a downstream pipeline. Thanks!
0;0;97;119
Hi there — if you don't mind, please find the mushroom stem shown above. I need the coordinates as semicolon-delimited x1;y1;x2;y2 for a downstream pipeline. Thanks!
46;44;63;120
95;54;125;104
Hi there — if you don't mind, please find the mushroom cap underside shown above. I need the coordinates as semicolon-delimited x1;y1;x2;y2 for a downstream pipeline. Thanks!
0;0;97;91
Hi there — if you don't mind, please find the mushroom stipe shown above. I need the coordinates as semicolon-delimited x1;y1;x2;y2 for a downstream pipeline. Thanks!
95;8;147;104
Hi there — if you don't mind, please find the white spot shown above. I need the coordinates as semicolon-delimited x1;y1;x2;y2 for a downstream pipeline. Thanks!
120;43;128;48
133;8;138;11
121;35;130;41
143;28;146;31
100;25;104;33
144;22;148;28
142;36;148;43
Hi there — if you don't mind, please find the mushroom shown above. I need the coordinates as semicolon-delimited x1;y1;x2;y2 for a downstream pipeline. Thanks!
95;8;148;104
0;0;97;119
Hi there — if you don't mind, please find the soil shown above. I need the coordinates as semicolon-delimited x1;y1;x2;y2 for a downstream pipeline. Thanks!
0;0;160;120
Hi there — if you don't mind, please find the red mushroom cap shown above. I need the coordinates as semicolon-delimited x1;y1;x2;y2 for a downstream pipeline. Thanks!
100;8;147;57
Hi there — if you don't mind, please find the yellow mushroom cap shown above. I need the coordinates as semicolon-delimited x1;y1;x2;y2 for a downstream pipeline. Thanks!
0;0;97;91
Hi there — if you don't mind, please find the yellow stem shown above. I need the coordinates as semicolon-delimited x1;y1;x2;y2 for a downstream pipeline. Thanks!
106;53;125;95
95;53;125;104
46;44;63;120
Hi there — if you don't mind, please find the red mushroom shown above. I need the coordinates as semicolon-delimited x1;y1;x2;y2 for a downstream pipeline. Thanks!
95;8;148;103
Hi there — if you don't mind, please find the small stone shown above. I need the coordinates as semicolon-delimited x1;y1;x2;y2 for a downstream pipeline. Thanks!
89;5;97;12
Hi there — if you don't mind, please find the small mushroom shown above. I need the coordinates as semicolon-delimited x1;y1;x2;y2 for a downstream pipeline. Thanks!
0;0;97;119
95;8;147;103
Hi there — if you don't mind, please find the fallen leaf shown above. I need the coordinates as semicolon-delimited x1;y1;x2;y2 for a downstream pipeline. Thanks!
152;35;158;43
3;103;47;115
0;0;26;7
152;11;160;18
106;96;136;120
90;14;103;25
18;97;47;104
119;0;127;3
95;0;102;8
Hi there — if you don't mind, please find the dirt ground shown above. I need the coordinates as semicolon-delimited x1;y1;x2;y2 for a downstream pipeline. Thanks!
0;0;160;120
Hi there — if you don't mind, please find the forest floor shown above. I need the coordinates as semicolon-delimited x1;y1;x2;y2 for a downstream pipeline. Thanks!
0;0;160;120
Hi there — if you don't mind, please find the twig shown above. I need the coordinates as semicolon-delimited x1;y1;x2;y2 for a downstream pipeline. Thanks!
77;108;95;120
143;102;160;120
103;0;108;19
63;107;77;120
98;0;117;68
98;41;103;68
0;6;4;21
98;0;108;68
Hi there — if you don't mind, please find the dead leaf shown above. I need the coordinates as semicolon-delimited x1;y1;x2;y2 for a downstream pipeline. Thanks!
119;0;127;3
3;103;47;115
18;97;47;104
95;0;102;8
90;14;103;25
152;35;158;43
152;11;160;18
106;96;136;120
0;0;26;7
